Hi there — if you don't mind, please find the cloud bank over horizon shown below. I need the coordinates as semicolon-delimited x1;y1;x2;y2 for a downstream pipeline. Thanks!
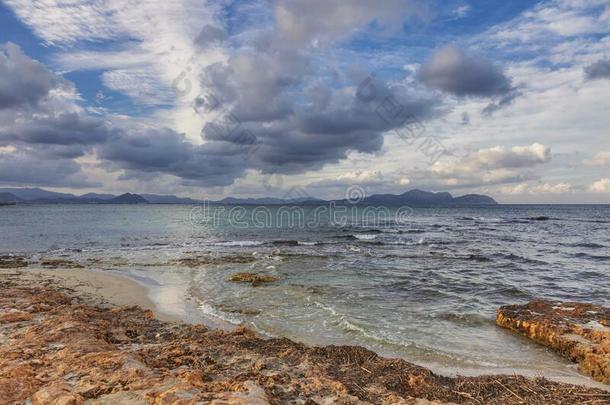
0;0;609;203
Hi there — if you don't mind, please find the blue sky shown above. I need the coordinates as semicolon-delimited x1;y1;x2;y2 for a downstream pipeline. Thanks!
0;0;609;202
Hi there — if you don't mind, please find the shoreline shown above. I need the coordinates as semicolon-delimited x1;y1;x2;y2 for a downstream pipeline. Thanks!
1;267;181;323
115;267;610;390
1;266;609;403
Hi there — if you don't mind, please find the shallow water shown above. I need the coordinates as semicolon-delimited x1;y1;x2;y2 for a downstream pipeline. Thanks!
1;203;609;385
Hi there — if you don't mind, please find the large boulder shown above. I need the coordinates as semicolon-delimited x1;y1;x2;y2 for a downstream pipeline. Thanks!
497;300;610;384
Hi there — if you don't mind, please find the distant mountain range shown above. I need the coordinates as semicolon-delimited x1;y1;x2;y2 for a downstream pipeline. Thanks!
331;189;497;206
0;187;497;206
0;188;149;205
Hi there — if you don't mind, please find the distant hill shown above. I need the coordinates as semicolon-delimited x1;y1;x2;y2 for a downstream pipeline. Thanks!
452;194;497;205
0;188;74;201
0;192;22;203
332;189;497;206
349;190;453;206
141;194;202;204
104;193;148;204
80;192;116;200
217;197;323;205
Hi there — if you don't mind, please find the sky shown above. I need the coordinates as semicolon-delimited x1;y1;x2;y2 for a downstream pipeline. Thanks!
0;0;609;203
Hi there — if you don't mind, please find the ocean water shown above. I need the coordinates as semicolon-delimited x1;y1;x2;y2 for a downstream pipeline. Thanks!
1;203;609;384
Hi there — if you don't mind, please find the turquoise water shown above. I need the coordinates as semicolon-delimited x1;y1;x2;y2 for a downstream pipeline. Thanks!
1;204;609;384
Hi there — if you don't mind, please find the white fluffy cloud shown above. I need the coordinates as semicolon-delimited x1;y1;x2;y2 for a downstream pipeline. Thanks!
589;178;610;193
584;151;610;166
498;182;573;195
337;170;384;184
430;143;551;176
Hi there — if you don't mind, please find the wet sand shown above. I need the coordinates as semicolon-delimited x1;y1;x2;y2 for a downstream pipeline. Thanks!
0;267;179;323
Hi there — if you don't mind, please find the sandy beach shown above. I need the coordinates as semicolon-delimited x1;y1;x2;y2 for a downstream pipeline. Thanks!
0;267;179;323
1;265;609;404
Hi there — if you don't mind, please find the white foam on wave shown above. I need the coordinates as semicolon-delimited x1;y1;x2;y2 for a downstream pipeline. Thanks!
354;234;377;241
213;240;264;247
197;300;242;325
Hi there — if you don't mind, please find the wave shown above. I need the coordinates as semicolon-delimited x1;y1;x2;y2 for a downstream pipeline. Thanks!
491;253;548;265
526;216;553;221
353;234;378;241
438;313;494;327
270;240;300;246
197;301;242;325
336;234;379;241
568;242;606;249
213;241;264;247
474;217;505;223
571;252;610;261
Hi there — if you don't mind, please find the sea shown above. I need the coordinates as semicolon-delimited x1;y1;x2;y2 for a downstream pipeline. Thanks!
1;203;609;385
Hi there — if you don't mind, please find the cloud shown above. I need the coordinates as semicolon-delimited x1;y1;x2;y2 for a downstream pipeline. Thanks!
102;68;174;105
585;59;610;80
498;182;573;195
434;143;551;175
403;143;552;190
450;5;471;20
484;0;610;45
193;25;227;49
482;89;521;116
97;127;251;187
4;112;111;148
589;178;610;193
193;17;442;178
3;0;122;45
584;151;610;166
274;0;424;45
0;151;97;187
1;2;445;191
417;46;512;97
0;42;69;109
337;170;384;184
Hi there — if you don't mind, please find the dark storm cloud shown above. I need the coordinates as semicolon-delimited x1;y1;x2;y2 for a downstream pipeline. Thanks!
482;88;521;116
0;152;98;187
196;38;442;178
194;25;227;49
584;59;610;80
5;112;111;147
418;46;512;97
98;128;250;187
0;42;69;109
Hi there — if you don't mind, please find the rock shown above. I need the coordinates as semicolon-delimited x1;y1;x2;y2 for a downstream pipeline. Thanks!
173;255;256;268
0;309;33;323
32;383;85;405
227;272;278;286
497;300;610;384
39;259;84;269
0;255;28;268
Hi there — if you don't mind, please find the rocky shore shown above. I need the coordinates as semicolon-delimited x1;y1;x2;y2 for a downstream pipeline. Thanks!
497;300;610;384
1;268;609;404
